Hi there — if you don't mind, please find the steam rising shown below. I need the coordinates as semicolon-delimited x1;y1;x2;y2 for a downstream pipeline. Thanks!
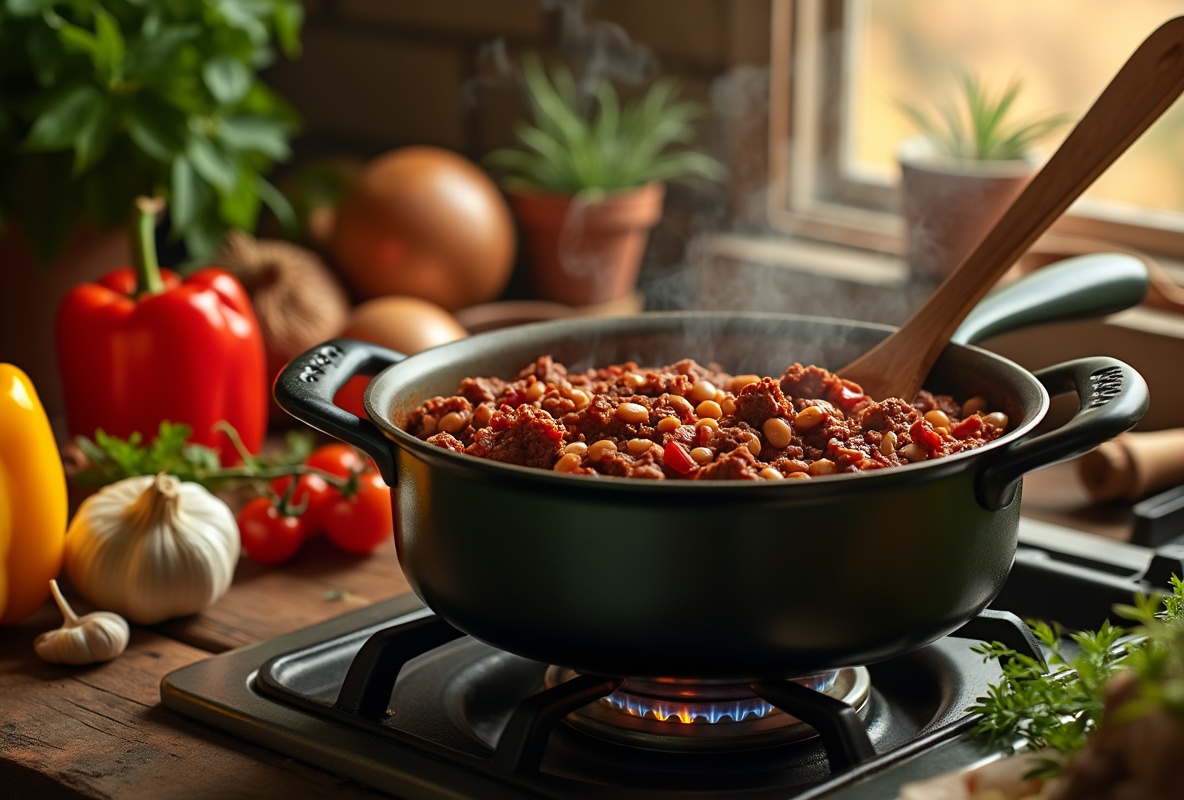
467;0;920;363
547;0;659;89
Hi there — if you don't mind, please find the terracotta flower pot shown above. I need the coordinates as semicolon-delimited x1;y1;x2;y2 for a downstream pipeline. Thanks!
508;183;665;306
898;137;1035;281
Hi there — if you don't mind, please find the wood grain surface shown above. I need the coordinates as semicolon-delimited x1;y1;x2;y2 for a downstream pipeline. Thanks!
0;536;410;799
0;460;1123;798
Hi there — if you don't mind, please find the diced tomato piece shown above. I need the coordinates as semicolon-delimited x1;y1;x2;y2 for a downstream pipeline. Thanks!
829;442;866;467
663;441;697;475
489;404;516;432
834;379;867;412
909;419;944;452
950;415;984;440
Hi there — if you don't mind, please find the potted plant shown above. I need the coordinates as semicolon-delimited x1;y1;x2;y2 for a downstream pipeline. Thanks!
0;0;302;417
896;70;1070;280
485;53;724;307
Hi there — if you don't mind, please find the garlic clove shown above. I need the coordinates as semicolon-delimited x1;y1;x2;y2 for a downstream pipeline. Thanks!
34;579;130;666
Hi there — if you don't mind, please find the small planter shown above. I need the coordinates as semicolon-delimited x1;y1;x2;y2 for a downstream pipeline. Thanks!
508;183;665;306
898;137;1035;280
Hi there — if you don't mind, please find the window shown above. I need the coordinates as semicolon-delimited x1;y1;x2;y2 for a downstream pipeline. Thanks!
770;0;1184;259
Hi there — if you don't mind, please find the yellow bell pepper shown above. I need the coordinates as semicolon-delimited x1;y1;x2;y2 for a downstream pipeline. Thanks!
0;364;67;624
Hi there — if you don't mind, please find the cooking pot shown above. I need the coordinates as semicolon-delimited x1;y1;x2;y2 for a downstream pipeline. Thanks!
275;254;1149;680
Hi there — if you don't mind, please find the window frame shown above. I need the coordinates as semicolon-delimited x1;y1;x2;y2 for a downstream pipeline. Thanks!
766;0;1184;261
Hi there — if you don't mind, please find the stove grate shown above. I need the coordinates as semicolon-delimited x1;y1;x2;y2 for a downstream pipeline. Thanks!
255;605;1041;781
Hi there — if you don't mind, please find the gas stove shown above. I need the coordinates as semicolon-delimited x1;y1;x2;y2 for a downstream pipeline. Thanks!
160;517;1184;799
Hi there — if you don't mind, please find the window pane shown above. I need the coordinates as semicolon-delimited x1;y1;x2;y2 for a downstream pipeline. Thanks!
849;0;1184;218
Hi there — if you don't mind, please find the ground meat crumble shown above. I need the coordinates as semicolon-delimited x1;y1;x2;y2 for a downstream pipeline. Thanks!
403;357;1009;481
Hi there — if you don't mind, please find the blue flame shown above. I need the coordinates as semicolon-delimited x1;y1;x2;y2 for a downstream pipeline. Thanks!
601;693;775;724
599;673;839;725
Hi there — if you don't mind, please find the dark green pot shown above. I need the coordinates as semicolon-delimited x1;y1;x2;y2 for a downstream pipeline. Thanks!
276;255;1149;679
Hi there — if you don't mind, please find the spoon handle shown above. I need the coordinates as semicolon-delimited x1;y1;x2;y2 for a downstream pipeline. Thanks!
840;16;1184;400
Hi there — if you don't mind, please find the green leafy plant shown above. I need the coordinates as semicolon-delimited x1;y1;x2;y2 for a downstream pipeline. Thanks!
0;0;303;264
485;52;724;196
72;420;315;490
898;69;1070;162
1112;580;1184;721
968;576;1184;777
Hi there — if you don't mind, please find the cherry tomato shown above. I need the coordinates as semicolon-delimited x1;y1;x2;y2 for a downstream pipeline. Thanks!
321;471;394;555
270;471;333;538
305;443;369;479
237;496;305;565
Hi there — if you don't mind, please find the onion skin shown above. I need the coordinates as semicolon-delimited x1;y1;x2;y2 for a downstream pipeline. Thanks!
334;295;470;418
330;146;516;311
217;231;351;391
342;295;469;355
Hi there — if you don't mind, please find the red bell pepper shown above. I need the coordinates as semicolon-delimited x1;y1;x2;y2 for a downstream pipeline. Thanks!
663;441;697;475
55;198;267;464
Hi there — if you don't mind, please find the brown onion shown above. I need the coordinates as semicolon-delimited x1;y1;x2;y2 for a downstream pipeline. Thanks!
329;146;515;311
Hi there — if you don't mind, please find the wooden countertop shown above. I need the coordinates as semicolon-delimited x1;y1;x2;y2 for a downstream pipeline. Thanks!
0;533;411;799
0;462;1131;799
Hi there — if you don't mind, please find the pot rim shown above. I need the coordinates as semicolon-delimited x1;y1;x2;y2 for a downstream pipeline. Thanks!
361;310;1050;495
897;135;1038;178
504;181;665;203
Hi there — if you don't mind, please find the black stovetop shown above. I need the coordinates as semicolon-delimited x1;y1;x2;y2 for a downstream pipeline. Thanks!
160;518;1184;799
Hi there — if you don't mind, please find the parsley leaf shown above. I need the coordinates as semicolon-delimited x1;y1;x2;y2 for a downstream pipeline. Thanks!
72;420;316;492
968;576;1184;775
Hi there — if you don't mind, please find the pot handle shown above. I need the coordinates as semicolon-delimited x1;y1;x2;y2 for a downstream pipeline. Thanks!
951;253;1149;347
977;357;1149;510
273;338;406;485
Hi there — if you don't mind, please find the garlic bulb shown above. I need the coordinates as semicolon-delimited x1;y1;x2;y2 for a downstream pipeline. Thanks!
64;473;240;624
35;580;130;665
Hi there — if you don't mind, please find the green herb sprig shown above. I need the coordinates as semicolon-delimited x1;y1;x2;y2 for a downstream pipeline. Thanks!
1112;580;1184;721
72;420;319;491
484;52;725;196
968;576;1184;777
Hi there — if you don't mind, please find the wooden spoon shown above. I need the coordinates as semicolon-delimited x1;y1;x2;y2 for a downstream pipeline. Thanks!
838;16;1184;401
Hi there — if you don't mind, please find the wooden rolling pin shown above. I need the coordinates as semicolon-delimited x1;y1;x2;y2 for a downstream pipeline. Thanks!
1078;428;1184;502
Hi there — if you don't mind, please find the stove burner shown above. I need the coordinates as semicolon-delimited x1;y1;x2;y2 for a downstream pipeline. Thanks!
160;519;1132;798
545;666;872;751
